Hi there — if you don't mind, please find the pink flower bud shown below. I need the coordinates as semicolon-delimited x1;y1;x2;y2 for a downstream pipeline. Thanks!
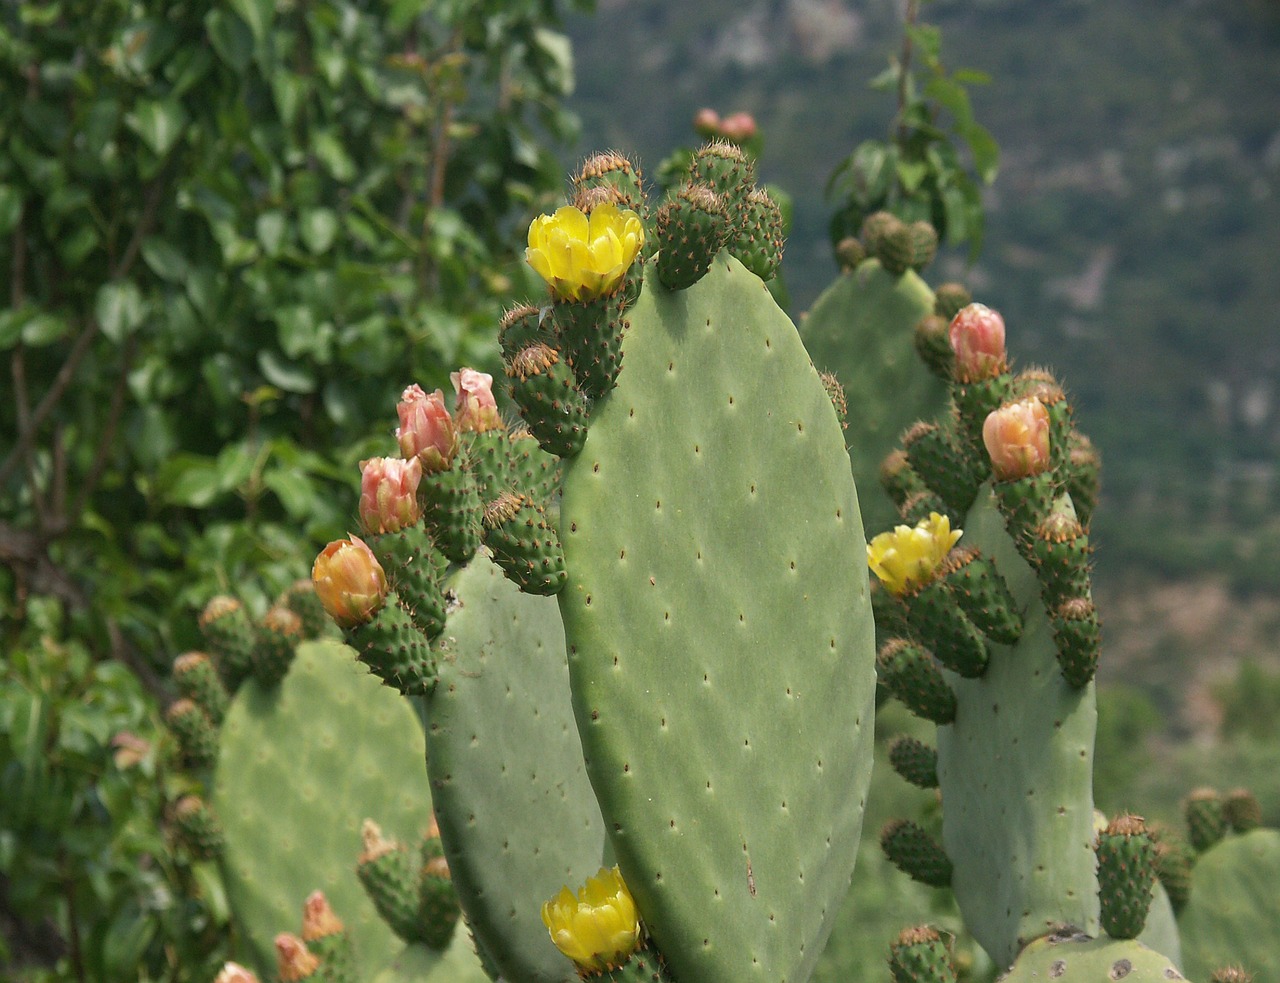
983;397;1052;480
396;384;456;472
311;536;388;628
451;368;502;433
693;108;721;137
949;303;1007;383
719;111;758;143
358;456;423;535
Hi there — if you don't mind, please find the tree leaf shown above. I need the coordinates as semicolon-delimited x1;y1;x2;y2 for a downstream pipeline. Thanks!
0;185;24;237
258;351;315;393
95;282;146;343
126;100;190;157
141;238;190;282
227;0;274;43
299;207;339;255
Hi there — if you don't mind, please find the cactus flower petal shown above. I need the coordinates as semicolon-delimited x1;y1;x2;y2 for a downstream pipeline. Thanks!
867;512;963;596
396;384;457;471
312;536;388;628
540;865;642;972
358;456;423;535
527;204;644;303
983;397;1052;480
450;367;503;434
949;303;1007;382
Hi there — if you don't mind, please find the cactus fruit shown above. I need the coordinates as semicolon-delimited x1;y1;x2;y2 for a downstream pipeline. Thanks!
1095;814;1158;940
211;641;437;977
888;925;957;983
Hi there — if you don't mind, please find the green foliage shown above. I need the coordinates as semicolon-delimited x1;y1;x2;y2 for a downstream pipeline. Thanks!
827;0;997;257
0;600;231;982
0;0;590;669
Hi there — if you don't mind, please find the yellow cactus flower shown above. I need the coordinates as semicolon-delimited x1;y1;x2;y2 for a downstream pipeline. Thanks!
541;865;642;973
527;204;644;303
867;512;962;596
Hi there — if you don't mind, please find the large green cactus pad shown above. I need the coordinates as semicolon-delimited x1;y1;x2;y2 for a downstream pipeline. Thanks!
936;488;1100;966
213;641;432;976
558;255;877;983
998;933;1185;982
368;936;491;983
1179;828;1280;979
799;260;943;535
426;557;605;983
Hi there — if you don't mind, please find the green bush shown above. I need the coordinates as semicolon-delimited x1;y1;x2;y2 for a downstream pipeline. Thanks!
0;0;590;666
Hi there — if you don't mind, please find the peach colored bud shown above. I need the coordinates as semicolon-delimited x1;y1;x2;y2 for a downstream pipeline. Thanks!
949;303;1007;383
719;111;758;143
302;890;345;942
214;963;260;983
311;536;388;629
451;368;502;433
274;933;320;983
983;397;1052;480
395;384;456;472
693;107;721;137
111;732;151;769
358;456;423;535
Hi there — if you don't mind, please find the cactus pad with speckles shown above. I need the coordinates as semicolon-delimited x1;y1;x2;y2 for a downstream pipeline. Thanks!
557;254;877;983
426;557;604;983
212;641;434;977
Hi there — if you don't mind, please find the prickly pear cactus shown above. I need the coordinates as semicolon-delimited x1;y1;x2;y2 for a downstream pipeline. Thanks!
554;251;876;983
211;640;436;976
996;930;1185;982
425;557;604;983
799;258;946;535
1178;827;1280;979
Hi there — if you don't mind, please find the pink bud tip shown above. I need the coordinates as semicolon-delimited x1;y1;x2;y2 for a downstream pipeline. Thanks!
358;456;423;535
451;368;502;434
949;303;1007;383
396;384;457;472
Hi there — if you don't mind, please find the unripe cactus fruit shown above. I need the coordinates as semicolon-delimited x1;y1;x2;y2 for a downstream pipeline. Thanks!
933;283;973;322
1049;596;1102;687
481;491;566;596
1223;788;1262;833
888;925;957;983
301;889;354;981
881;819;954;888
172;794;224;860
1185;787;1227;852
914;313;955;380
654;183;728;291
173;651;229;725
417;820;461;952
505;342;590;459
1095;813;1158;940
357;821;428;945
254;604;303;686
166;698;218;769
574;151;646;216
735;187;785;281
877;639;957;725
199;595;257;691
888;735;940;790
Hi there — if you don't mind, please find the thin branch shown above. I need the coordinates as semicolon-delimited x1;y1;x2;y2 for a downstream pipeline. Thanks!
112;176;167;281
895;0;921;145
0;316;99;489
71;334;136;526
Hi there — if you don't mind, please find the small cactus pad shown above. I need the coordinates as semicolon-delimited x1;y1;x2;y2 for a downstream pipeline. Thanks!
425;558;604;983
1178;828;1280;980
997;932;1185;982
212;641;433;977
935;487;1100;966
798;260;946;535
367;936;490;983
557;255;876;983
888;925;957;983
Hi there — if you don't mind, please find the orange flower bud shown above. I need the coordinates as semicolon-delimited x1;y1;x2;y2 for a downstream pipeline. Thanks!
311;536;388;628
396;384;456;472
358;456;423;535
983;397;1051;480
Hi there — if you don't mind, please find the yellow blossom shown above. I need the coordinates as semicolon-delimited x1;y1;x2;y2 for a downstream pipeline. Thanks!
540;865;642;973
867;512;962;596
526;204;644;303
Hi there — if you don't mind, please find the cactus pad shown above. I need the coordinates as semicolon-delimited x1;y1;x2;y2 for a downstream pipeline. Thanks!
557;255;877;983
212;641;433;977
997;932;1185;982
425;557;604;983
